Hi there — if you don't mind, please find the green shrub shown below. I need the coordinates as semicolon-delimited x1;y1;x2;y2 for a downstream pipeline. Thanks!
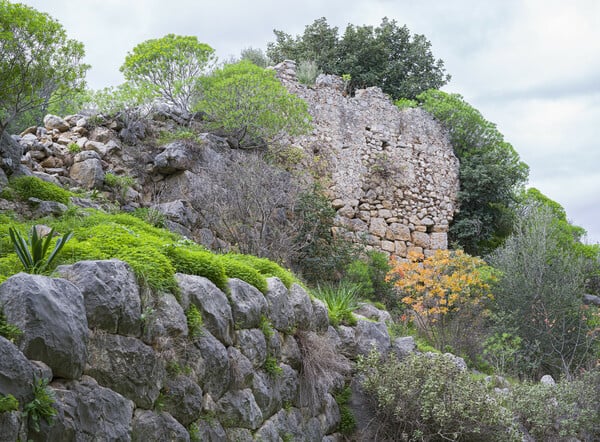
0;394;19;413
263;355;283;377
259;315;274;340
164;245;228;291
511;371;600;441
116;245;176;291
157;128;199;145
10;176;71;204
312;281;361;326
344;250;394;306
186;304;204;339
394;98;418;109
24;378;58;432
219;256;268;294
226;254;295;288
334;387;356;435
0;307;22;342
357;351;519;441
296;60;320;85
67;142;80;153
132;207;166;228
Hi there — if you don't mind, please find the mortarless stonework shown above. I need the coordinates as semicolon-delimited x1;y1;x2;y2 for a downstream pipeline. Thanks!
275;60;460;257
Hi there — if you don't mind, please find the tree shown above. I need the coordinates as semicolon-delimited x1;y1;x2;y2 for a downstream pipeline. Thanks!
0;1;88;135
195;60;312;148
267;17;450;99
417;89;529;255
239;47;271;68
120;34;216;114
488;205;599;379
388;249;496;352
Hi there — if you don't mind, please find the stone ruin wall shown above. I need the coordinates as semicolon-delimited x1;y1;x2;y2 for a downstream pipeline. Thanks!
275;61;460;258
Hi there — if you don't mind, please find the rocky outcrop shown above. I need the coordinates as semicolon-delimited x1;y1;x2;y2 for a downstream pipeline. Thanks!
276;60;460;258
0;260;393;440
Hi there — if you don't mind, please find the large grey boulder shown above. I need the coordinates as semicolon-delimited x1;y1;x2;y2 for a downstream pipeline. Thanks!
43;114;70;132
195;330;230;399
312;298;330;332
85;333;165;408
69;158;104;189
392;336;417;359
289;284;314;330
224;428;253;441
141;292;188;345
161;375;203;427
151;199;199;227
319;393;341;434
0;411;20;442
0;132;22;178
0;337;35;403
0;274;88;379
131;410;189;442
235;328;267;368
265;278;295;332
228;346;254;389
216;388;263;430
176;274;234;346
228;278;268;329
193;419;227;441
154;141;191;174
279;363;300;405
354;318;391;356
354;303;391;323
31;376;134;442
252;369;282;419
280;334;302;370
56;260;142;337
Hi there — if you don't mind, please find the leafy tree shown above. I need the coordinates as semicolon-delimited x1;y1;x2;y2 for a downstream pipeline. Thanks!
195;60;312;147
488;205;599;379
388;249;496;352
417;89;529;255
120;34;216;114
267;17;450;99
239;47;271;68
0;1;88;135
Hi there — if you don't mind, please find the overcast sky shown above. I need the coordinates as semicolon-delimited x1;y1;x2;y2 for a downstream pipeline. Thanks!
19;0;600;244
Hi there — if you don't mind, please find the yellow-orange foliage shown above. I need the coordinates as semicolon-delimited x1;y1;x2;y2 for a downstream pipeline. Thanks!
388;249;496;350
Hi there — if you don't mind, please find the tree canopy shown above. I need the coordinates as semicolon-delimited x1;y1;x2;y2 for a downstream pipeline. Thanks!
120;34;216;114
267;17;450;99
195;60;312;148
0;0;88;135
417;89;529;255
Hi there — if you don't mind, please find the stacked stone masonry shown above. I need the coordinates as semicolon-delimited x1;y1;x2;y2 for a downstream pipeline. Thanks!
275;61;460;258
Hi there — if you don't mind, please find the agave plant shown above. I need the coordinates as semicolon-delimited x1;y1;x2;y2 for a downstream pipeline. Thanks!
312;280;362;326
8;226;73;274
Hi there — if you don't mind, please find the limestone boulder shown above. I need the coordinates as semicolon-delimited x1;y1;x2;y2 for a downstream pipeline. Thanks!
176;274;234;346
392;336;417;359
216;389;263;430
152;199;199;227
161;375;203;426
69;158;104;189
0;273;88;379
85;333;165;408
195;330;230;399
154;141;190;174
228;346;254;389
131;410;189;442
0;337;35;403
31;376;134;441
0;132;23;178
354;317;391;356
265;278;295;332
228;278;268;329
235;328;267;368
43;114;69;132
289;284;314;330
193;419;227;442
56;259;142;336
141;292;188;344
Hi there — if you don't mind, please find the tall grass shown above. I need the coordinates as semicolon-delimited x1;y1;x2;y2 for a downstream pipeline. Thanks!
312;281;361;326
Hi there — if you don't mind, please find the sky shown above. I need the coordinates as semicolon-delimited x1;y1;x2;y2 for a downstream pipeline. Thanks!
18;0;600;244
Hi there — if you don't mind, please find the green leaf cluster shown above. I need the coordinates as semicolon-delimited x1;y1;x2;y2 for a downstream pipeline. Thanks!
0;1;88;135
9;226;72;274
417;89;529;255
311;281;361;326
0;394;18;413
24;378;58;433
267;17;450;99
9;176;72;205
195;60;312;147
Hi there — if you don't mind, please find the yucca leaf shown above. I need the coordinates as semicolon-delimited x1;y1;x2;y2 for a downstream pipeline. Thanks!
9;227;34;270
44;231;73;270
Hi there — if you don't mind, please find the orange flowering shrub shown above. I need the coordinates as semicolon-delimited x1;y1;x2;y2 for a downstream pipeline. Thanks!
387;249;497;351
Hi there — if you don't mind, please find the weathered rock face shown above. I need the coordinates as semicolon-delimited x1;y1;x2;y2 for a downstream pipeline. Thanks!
0;273;88;379
276;60;460;258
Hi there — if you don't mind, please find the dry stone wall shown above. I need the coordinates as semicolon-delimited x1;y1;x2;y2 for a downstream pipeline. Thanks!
276;61;460;257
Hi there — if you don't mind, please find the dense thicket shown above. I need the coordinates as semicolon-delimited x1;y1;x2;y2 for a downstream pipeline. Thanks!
417;90;529;255
267;17;450;99
0;0;88;135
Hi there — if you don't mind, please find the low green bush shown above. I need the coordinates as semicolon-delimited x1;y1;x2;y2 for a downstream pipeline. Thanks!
164;245;228;292
0;307;22;342
9;176;72;204
357;351;519;441
24;378;58;432
263;355;283;377
0;394;19;413
311;281;361;326
226;253;295;288
218;256;268;294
